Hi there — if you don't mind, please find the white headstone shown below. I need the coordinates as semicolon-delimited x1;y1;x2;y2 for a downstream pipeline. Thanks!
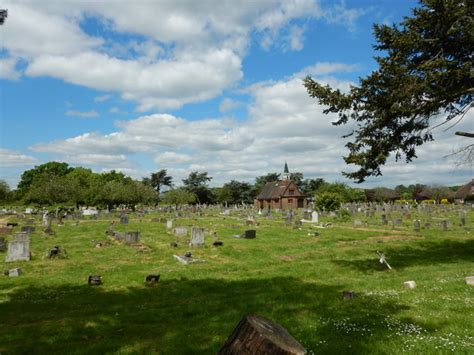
166;219;173;229
311;211;319;223
404;281;416;289
466;276;474;285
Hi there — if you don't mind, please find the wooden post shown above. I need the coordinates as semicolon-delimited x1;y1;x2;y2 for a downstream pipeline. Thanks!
218;315;306;355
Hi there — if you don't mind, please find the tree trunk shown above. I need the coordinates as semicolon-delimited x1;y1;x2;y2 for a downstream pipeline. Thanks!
218;315;306;355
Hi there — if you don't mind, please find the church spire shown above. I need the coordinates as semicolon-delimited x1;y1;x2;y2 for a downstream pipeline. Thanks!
283;161;290;180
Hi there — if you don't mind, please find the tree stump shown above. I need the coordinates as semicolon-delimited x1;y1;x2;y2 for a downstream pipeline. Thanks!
218;315;306;355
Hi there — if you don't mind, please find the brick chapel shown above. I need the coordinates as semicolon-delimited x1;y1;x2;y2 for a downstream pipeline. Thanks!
254;163;307;210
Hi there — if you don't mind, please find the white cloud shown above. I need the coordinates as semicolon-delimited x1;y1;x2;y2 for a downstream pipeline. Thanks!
0;148;38;166
219;98;242;113
0;57;21;80
1;0;365;111
28;60;472;188
66;110;99;118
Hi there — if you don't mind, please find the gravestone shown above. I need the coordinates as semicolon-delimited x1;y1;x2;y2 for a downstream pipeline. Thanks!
166;219;173;229
6;233;30;262
45;245;68;259
189;227;205;247
465;276;474;285
441;220;448;231
4;268;22;277
124;231;140;245
173;227;188;237
0;237;5;252
381;214;388;225
218;315;306;355
88;275;102;285
303;211;312;220
353;220;364;227
173;254;204;265
404;280;416;289
413;220;420;232
120;215;129;224
311;211;319;223
460;217;466;226
145;274;160;283
342;290;355;300
21;226;35;234
243;230;256;239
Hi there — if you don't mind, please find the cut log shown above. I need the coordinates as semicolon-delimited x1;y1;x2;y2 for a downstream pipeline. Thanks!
218;315;306;355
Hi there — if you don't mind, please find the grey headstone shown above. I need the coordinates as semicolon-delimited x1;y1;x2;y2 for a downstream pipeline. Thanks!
120;215;129;224
466;276;474;285
173;227;188;237
6;234;30;262
124;231;140;245
5;267;22;277
0;237;5;252
189;227;205;247
413;220;420;232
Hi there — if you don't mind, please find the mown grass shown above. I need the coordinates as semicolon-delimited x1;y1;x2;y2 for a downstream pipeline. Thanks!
0;208;473;354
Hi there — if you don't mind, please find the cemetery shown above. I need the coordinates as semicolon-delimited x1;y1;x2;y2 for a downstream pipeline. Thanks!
1;0;473;353
0;202;473;353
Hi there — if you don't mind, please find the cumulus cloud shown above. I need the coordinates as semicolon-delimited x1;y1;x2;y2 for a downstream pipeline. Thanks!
0;148;38;166
28;60;472;187
0;57;21;80
1;0;365;111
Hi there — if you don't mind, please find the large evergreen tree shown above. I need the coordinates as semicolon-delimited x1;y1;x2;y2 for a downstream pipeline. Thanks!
304;0;473;182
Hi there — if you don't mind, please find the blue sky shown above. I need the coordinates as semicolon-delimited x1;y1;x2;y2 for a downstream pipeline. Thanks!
0;0;472;188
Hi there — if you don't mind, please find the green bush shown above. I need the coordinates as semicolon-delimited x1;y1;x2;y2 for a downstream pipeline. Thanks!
315;192;342;212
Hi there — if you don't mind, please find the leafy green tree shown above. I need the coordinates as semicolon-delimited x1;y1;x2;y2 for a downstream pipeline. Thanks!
0;179;11;202
315;192;342;212
25;174;76;206
149;169;173;194
17;162;73;197
301;178;326;195
182;171;212;204
304;0;473;182
254;173;280;195
218;180;254;204
289;172;304;190
161;188;196;208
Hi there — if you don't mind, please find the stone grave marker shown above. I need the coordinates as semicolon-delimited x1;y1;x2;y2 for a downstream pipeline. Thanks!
124;231;140;245
413;220;421;232
218;315;306;355
460;217;466;226
120;215;129;224
404;280;416;289
166;219;173;229
173;227;188;237
342;290;355;300
88;275;102;285
353;220;364;227
6;232;30;262
441;220;448;231
145;274;160;283
243;230;256;239
21;226;35;234
4;268;22;277
311;211;319;223
465;276;474;285
189;227;205;247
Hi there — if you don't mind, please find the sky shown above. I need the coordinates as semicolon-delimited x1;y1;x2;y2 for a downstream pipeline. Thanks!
0;0;472;189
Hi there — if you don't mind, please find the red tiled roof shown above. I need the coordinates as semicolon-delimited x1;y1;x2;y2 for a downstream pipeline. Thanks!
256;180;305;200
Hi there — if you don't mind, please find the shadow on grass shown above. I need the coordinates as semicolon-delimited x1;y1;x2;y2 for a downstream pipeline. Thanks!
333;238;474;273
0;276;419;354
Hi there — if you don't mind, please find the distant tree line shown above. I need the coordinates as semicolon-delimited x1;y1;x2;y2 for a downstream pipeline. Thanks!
0;161;467;208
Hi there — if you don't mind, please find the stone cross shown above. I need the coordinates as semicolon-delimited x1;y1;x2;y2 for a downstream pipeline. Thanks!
377;251;392;270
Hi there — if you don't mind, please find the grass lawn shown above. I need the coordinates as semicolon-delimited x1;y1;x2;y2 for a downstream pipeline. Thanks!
1;208;473;354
